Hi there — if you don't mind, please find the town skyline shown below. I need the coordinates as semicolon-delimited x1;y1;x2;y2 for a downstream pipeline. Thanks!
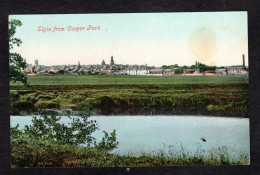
27;55;245;68
10;12;248;67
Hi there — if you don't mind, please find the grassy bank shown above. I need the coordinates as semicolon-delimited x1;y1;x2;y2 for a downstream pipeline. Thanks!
11;136;249;167
10;76;249;116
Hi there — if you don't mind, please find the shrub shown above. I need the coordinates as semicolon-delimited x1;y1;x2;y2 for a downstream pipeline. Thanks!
71;95;86;103
35;101;60;109
11;112;119;167
92;96;114;108
10;90;20;101
37;94;57;100
13;100;35;111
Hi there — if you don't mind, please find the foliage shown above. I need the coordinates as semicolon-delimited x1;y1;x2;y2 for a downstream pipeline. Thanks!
23;115;97;146
95;130;118;151
78;71;85;76
10;90;20;102
10;78;249;117
162;62;226;73
13;100;35;111
11;134;249;167
58;70;65;75
11;111;118;148
174;68;183;74
162;64;179;69
35;101;60;109
9;19;28;85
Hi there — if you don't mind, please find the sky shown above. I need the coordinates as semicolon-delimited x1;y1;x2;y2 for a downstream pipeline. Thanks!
9;12;248;67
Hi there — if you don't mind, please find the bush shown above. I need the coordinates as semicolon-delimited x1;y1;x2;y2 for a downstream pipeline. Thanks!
93;96;115;108
13;100;35;111
37;94;57;100
35;101;60;109
11;112;119;167
10;90;20;101
71;95;86;103
24;95;39;103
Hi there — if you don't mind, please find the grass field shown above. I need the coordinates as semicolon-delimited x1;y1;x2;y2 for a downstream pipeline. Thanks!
11;75;249;85
10;75;249;117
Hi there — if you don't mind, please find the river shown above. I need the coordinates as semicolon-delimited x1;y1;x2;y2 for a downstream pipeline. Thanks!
11;115;250;158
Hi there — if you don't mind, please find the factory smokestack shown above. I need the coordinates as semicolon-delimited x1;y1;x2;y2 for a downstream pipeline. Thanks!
242;54;245;70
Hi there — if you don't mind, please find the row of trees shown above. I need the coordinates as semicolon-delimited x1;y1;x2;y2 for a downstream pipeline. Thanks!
162;62;226;74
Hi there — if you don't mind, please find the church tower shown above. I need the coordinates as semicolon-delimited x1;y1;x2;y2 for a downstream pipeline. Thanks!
34;59;38;66
102;59;106;69
110;56;114;66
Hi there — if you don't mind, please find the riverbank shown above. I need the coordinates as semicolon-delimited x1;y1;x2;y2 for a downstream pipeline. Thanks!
10;81;249;117
11;136;249;167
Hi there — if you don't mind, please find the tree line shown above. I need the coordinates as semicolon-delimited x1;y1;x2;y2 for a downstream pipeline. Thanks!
162;62;226;74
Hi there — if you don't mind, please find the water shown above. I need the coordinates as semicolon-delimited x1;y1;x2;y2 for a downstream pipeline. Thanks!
10;115;250;158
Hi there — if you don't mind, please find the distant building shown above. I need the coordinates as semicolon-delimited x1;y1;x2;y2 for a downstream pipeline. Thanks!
163;68;178;76
34;59;38;66
76;60;82;70
183;69;200;74
204;70;217;75
226;65;248;74
136;68;148;75
216;69;226;75
34;66;44;73
110;56;116;70
25;64;33;73
102;59;107;69
37;70;49;75
226;54;248;75
110;56;114;66
119;70;127;75
149;69;164;75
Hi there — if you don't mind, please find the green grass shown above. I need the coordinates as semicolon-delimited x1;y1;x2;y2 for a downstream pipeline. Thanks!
10;75;249;117
11;75;249;85
11;137;249;167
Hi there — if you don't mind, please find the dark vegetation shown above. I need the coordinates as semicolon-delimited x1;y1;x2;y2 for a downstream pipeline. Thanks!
9;19;28;85
10;76;249;117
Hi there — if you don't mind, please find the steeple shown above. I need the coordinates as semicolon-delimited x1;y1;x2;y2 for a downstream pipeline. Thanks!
77;60;82;70
110;56;114;66
102;59;105;65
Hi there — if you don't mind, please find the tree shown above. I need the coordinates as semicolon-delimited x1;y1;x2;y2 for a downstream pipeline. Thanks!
11;110;118;148
78;70;85;76
58;70;65;75
9;19;28;85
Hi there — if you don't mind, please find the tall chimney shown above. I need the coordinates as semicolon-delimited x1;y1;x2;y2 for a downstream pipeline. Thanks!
242;54;245;70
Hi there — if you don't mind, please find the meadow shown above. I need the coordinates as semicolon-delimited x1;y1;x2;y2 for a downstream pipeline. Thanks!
11;74;249;85
10;75;249;117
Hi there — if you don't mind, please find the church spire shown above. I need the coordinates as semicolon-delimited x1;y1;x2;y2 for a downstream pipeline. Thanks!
77;60;82;70
110;56;114;66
